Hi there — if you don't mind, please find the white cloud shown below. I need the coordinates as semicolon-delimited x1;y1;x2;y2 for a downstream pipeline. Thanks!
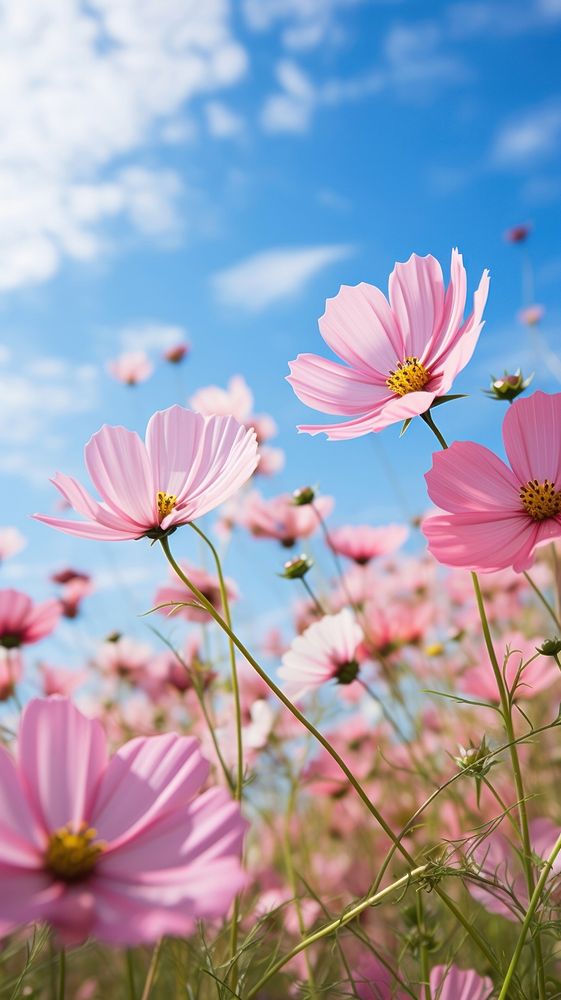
205;100;245;137
119;322;189;352
0;0;247;290
211;244;355;311
0;358;99;448
491;101;561;168
243;0;366;50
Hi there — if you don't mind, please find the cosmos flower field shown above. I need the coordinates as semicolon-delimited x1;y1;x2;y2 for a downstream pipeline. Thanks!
1;239;561;1000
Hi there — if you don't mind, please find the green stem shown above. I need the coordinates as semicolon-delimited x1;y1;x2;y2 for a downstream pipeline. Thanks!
416;893;432;1000
498;831;561;1000
300;576;325;616
282;783;318;999
126;949;136;1000
523;569;561;632
187;522;244;993
245;866;429;999
57;950;65;1000
140;939;163;1000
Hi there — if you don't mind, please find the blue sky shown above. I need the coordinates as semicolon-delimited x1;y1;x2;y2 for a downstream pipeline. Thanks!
0;0;560;652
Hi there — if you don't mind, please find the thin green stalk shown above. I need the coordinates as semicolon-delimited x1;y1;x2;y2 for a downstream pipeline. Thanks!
523;569;561;631
499;831;561;1000
245;865;429;999
187;522;244;993
57;950;66;1000
420;409;449;450
126;949;136;1000
416;893;432;1000
282;783;318;999
159;534;499;973
300;576;325;616
140;939;163;1000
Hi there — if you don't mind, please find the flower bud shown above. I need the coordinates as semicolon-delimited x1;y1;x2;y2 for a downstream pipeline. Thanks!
504;223;531;244
292;486;316;506
536;637;561;657
485;369;533;402
454;736;493;777
280;554;314;580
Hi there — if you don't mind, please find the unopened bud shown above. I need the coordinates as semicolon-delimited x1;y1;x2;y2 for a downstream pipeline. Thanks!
455;736;493;777
537;637;561;657
280;554;314;580
292;486;316;506
485;369;533;402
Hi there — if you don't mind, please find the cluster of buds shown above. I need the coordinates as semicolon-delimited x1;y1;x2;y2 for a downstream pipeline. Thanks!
485;369;533;402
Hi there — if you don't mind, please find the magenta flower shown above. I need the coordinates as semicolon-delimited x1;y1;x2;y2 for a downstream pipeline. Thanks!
429;965;493;999
278;609;364;700
423;392;561;572
33;405;259;541
328;523;408;564
287;250;489;438
0;697;246;945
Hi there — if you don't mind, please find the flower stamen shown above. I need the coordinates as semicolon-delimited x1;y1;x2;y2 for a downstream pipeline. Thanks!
45;823;104;882
386;357;431;396
157;492;177;520
519;479;561;521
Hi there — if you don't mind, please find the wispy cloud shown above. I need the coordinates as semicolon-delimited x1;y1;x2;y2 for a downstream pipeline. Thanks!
243;0;367;51
0;1;247;291
211;244;355;311
119;322;189;353
490;100;561;168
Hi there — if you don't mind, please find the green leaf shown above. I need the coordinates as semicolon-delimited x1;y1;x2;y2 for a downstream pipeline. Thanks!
430;394;468;409
399;417;413;437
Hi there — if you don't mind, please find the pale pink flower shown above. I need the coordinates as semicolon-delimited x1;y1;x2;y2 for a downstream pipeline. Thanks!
278;609;363;700
154;561;238;624
329;523;408;564
106;350;153;386
38;664;87;698
287;250;489;438
0;528;26;562
59;577;93;619
34;406;259;541
190;375;277;443
256;445;285;476
355;957;405;999
237;490;333;547
95;636;152;684
0;697;246;944
423;392;561;572
0;589;61;649
429;965;493;999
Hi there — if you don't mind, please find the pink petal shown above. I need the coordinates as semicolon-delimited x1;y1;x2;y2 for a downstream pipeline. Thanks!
379;389;438;424
429;964;493;1000
92;733;208;849
430;264;490;382
85;426;155;527
287;354;389;414
0;870;63;937
167;413;259;524
318;282;404;377
297;408;393;440
22;600;61;643
18;698;108;832
33;472;142;540
32;515;140;540
388;253;445;360
0;745;44;865
422;510;539;572
503;391;561;486
425;441;521;513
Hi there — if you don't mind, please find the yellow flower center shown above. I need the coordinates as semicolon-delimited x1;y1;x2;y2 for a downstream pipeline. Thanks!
519;479;561;521
386;357;431;396
45;823;104;882
157;491;177;519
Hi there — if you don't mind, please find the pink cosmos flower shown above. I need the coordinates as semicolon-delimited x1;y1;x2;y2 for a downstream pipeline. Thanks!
59;577;93;619
33;405;259;541
0;697;246;944
190;375;277;444
429;965;493;999
0;527;26;562
38;664;86;698
237;490;333;547
278;609;364;700
328;523;408;564
0;589;61;650
95;635;153;684
423;392;561;572
287;250;489;438
154;561;238;624
106;350;153;386
461;634;558;702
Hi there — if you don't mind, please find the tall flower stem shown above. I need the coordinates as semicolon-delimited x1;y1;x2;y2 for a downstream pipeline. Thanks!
140;939;163;1000
498;830;561;1000
245;865;429;999
282;782;318;999
523;569;561;631
187;522;244;991
159;533;500;973
424;410;546;1000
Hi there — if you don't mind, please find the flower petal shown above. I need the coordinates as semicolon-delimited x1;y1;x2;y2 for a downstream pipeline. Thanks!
92;733;208;849
318;282;404;377
388;253;445;359
422;511;539;572
287;354;389;415
17;698;108;832
85;426;155;527
0;746;44;865
503;391;561;486
425;441;521;513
